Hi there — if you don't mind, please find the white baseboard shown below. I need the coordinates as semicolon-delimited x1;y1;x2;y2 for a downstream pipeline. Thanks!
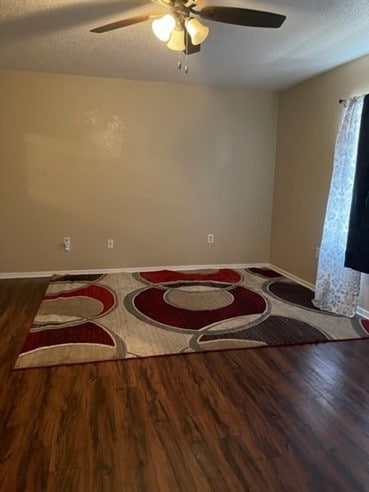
0;262;268;279
268;264;315;291
356;306;369;319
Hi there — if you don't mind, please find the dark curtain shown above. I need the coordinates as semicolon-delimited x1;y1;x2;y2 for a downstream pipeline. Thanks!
345;94;369;273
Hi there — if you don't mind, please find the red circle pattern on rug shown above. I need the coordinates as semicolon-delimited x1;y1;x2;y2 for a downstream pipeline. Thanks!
129;270;267;331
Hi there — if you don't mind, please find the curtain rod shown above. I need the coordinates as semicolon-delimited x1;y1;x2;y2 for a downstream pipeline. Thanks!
340;94;368;104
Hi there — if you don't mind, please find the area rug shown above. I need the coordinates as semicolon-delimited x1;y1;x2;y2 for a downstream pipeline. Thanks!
14;267;369;369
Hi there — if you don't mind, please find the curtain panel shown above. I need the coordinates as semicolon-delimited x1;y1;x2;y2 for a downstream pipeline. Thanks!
313;96;364;317
345;94;369;274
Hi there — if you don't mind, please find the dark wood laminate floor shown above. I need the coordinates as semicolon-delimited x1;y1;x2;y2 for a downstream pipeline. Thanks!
1;278;369;491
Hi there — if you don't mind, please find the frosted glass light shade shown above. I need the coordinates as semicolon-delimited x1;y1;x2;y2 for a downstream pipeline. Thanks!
152;14;176;42
185;17;209;45
167;28;185;51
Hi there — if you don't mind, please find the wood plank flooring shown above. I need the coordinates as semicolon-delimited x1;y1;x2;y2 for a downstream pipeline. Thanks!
1;278;369;491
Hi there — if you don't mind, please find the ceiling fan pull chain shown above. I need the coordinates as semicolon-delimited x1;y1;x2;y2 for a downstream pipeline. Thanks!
185;29;189;74
178;51;182;70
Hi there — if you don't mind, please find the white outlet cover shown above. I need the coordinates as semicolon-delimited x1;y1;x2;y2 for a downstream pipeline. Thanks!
63;237;71;252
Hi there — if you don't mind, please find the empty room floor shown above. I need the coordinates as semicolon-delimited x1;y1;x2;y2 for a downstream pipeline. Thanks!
1;278;369;491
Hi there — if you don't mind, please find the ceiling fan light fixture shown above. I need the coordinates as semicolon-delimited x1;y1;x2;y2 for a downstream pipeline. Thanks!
185;17;209;45
152;14;176;42
166;28;186;51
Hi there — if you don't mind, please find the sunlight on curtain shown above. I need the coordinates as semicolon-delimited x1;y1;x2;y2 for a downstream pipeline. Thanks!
313;96;364;317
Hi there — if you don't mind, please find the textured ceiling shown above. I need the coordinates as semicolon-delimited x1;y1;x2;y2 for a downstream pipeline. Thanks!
1;0;369;89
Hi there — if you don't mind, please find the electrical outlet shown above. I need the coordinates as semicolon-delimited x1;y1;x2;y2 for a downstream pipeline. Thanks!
107;239;114;249
208;233;214;244
64;237;71;252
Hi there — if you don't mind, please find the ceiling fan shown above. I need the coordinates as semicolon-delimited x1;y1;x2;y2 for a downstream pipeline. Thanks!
91;0;286;64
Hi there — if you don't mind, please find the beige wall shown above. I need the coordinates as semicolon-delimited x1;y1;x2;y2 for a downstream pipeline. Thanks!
271;53;369;310
0;69;278;273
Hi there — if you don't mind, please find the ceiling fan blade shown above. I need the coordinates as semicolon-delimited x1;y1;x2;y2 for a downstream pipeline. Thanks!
91;12;161;33
198;7;286;28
